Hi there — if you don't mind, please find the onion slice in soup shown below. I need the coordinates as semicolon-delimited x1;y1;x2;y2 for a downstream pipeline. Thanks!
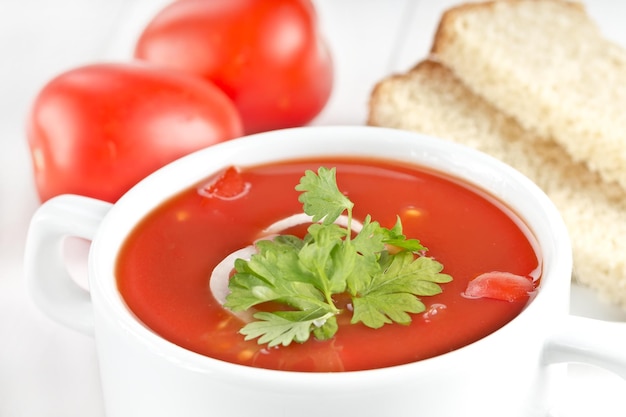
209;214;363;318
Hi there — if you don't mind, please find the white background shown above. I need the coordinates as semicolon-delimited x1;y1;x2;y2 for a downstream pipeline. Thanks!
1;1;626;416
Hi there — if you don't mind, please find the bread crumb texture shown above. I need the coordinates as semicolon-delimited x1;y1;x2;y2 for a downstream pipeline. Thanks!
368;60;626;308
431;0;626;193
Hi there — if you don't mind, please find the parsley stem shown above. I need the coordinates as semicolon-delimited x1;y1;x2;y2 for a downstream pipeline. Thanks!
345;207;353;243
325;293;341;314
315;267;340;313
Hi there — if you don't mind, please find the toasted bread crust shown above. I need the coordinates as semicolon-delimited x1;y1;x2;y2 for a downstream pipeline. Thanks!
368;58;626;309
429;0;626;193
431;0;586;56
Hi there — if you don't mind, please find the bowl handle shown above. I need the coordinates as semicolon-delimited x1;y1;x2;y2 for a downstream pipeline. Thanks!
543;315;626;379
24;195;112;336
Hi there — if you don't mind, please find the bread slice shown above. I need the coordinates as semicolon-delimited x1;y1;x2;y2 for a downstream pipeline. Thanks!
431;0;626;193
368;59;626;308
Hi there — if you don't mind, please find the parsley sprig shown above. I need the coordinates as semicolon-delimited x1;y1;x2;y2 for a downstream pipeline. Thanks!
224;167;452;347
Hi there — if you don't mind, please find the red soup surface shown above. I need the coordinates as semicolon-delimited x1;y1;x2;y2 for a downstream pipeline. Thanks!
116;157;540;372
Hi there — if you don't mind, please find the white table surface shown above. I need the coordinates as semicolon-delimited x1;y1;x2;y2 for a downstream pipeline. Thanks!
2;1;626;416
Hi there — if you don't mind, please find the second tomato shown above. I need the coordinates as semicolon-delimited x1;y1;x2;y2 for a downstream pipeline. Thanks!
134;0;333;134
27;63;243;203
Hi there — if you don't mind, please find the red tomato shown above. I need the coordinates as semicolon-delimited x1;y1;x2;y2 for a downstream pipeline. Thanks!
464;272;536;302
134;0;333;134
201;166;249;200
27;62;243;203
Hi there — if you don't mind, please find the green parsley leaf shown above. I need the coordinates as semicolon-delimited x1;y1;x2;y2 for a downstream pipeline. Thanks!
352;293;425;328
299;223;355;296
241;310;337;347
381;216;427;252
224;239;326;312
350;251;452;328
224;167;453;348
295;167;353;225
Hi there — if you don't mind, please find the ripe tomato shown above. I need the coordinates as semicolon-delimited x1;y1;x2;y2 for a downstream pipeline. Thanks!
27;62;243;203
200;166;249;200
464;272;536;302
134;0;333;134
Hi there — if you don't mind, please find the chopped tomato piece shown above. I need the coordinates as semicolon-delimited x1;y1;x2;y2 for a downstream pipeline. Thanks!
464;271;535;302
202;166;249;200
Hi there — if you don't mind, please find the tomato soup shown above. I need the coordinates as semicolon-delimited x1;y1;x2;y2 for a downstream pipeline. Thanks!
116;158;540;372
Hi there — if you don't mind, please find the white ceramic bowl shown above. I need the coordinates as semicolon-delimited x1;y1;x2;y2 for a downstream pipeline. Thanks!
24;126;626;417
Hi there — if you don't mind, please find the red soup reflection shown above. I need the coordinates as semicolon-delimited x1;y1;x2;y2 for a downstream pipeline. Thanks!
116;157;540;372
